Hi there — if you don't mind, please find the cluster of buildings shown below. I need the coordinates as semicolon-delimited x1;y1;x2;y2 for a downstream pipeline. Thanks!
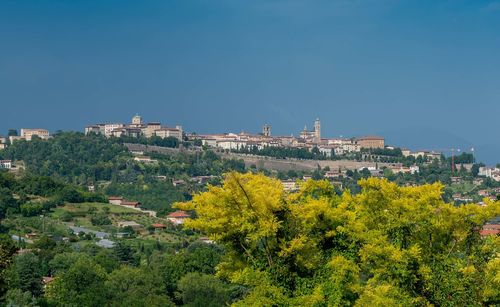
401;149;442;160
85;114;183;141
187;119;385;156
0;129;50;148
478;166;500;182
107;195;191;225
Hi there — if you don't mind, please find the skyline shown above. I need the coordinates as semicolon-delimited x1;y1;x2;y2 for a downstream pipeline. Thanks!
1;0;500;163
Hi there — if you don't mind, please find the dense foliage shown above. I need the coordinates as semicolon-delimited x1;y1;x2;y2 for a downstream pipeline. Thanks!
0;132;129;184
235;145;328;160
0;132;247;213
176;172;500;305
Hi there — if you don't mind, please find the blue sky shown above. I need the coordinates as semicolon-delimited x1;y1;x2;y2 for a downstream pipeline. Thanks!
1;0;499;163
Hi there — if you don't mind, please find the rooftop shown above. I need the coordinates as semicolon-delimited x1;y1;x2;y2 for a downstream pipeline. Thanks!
167;210;190;218
357;135;384;140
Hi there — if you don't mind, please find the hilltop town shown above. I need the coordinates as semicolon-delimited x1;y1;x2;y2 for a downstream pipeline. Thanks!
0;114;500;189
2;114;500;206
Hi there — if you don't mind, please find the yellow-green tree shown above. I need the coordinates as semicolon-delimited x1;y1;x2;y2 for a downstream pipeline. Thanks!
175;172;500;306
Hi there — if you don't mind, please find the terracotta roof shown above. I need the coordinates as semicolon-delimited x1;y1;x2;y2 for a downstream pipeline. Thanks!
480;229;500;236
121;200;141;206
156;127;180;131
152;223;166;228
358;135;384;140
108;196;123;200
167;210;190;218
43;276;55;284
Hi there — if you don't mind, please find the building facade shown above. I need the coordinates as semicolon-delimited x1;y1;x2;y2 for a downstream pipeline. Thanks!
20;129;50;141
356;136;385;149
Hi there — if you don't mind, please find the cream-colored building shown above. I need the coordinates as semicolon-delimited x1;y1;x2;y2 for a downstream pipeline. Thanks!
402;150;441;160
130;114;143;127
216;140;247;150
356;136;385;149
20;129;50;141
85;124;105;135
154;126;183;141
104;124;124;137
143;122;161;138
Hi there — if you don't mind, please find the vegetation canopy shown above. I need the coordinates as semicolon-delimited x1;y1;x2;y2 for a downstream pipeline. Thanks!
175;172;500;306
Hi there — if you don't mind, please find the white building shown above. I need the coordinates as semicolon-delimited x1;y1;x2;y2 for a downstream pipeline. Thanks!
402;150;442;160
0;160;12;169
133;156;157;164
216;140;248;150
318;146;335;157
479;167;493;177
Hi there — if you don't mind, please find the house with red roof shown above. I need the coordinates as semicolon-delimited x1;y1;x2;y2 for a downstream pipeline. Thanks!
108;196;123;205
121;200;141;208
166;210;190;225
480;224;500;237
151;223;167;230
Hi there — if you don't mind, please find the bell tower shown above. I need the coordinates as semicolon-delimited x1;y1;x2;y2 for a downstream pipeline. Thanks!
132;114;142;126
263;124;271;137
314;118;321;143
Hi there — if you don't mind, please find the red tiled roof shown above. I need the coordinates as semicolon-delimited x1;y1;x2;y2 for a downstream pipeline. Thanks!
480;229;500;236
108;196;123;200
152;223;166;228
167;210;190;218
122;201;140;206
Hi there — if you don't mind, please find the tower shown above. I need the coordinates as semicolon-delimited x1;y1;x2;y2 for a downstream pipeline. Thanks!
132;114;142;126
263;124;271;137
314;118;321;143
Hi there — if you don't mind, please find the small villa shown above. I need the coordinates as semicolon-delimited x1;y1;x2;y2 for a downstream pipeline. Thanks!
166;210;190;225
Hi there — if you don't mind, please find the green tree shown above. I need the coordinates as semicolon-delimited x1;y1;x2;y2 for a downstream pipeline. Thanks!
113;242;137;265
4;288;38;306
0;188;17;218
0;235;18;300
20;202;44;217
6;252;43;297
105;266;173;306
176;272;233;307
45;257;107;306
